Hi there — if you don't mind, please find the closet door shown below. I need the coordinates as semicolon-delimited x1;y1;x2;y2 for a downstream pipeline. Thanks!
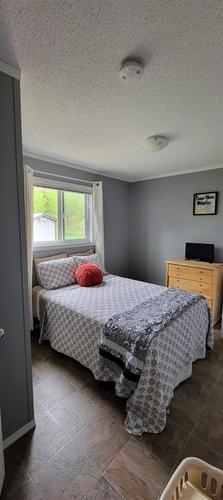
0;70;34;441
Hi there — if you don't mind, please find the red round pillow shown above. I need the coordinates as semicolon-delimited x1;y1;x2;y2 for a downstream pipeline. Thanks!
75;263;103;287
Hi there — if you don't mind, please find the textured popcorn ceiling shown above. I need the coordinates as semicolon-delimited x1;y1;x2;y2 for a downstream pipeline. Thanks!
1;0;223;181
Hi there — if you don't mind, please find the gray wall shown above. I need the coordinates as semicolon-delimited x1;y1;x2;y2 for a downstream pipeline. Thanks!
24;156;129;277
0;72;33;440
129;168;223;285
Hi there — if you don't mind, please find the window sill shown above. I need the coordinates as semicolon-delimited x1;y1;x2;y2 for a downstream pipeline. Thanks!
33;241;94;253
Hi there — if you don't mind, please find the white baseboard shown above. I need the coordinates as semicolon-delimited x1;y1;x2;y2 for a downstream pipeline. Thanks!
3;419;36;449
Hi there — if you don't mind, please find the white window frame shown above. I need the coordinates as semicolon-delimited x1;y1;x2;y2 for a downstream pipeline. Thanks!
33;177;93;251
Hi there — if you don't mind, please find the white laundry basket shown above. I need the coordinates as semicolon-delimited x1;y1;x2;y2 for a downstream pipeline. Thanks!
160;458;223;500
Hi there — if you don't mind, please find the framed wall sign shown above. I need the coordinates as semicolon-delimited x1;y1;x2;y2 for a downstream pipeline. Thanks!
193;192;218;215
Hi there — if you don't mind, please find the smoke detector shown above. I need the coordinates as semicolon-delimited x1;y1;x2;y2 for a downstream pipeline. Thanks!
119;60;144;81
144;135;169;152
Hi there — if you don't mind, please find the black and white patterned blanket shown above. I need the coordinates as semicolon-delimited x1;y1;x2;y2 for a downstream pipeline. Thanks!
99;288;205;383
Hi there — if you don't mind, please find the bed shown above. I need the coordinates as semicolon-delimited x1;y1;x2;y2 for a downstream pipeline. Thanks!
33;272;213;436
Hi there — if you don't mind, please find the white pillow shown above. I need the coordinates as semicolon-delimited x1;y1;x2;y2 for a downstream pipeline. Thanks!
73;253;106;275
36;257;75;290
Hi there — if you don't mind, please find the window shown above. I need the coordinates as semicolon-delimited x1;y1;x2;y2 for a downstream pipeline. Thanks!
33;178;92;247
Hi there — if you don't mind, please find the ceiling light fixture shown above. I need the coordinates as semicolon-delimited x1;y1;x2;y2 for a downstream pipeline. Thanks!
119;59;144;81
144;135;169;152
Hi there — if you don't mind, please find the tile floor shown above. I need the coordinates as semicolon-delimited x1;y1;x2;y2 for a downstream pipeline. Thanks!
2;327;223;499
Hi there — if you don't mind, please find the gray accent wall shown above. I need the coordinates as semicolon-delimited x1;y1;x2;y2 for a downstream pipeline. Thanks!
129;168;223;285
24;156;129;277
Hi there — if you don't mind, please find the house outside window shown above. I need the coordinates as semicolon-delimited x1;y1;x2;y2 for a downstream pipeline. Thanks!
33;213;57;242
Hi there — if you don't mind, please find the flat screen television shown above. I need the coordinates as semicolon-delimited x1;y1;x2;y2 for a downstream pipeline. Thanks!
185;242;214;263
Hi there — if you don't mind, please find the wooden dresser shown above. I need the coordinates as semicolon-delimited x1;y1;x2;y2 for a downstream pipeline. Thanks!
165;259;223;325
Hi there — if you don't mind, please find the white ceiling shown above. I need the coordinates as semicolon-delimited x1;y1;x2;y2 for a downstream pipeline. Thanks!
1;0;223;182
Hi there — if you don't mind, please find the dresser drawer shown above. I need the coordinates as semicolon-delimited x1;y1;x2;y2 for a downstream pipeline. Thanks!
168;264;213;283
168;276;213;298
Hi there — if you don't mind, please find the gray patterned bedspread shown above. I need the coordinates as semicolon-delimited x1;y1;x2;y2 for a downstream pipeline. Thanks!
39;275;213;435
99;288;208;383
